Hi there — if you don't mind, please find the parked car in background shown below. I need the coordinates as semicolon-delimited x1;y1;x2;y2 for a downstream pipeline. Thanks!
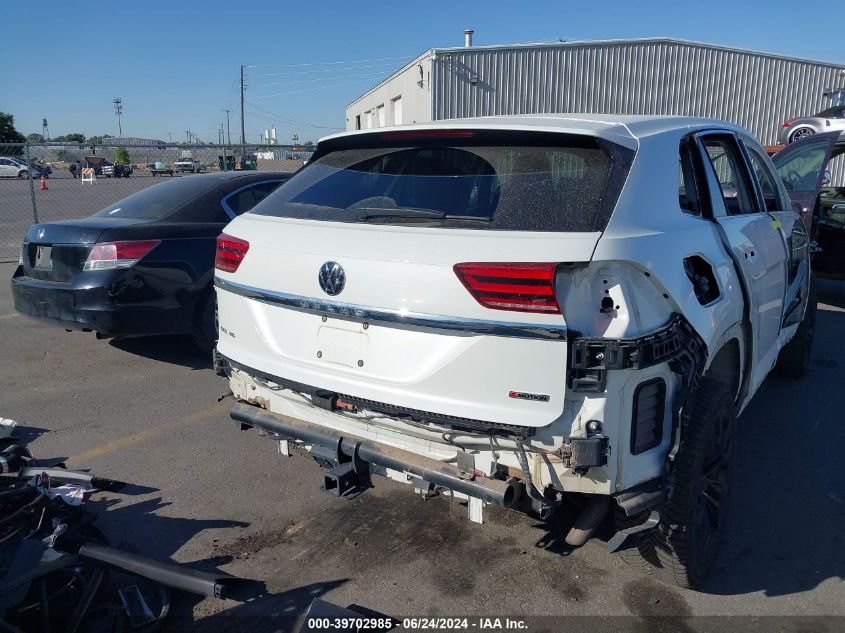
216;114;834;589
12;172;290;352
809;135;845;278
80;156;131;178
101;161;132;178
778;106;845;144
10;157;51;177
0;156;34;178
174;156;202;173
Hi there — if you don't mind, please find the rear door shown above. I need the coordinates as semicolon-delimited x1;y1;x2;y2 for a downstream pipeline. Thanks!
215;130;633;429
741;137;812;330
696;133;787;390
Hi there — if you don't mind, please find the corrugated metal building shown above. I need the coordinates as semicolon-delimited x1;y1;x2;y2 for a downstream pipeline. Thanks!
346;37;845;145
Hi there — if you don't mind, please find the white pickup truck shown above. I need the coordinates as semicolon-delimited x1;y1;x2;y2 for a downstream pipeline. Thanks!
212;114;836;589
174;156;201;173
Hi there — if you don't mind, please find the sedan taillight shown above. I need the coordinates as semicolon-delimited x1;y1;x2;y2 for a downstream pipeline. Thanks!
215;233;249;273
83;239;161;271
453;262;560;314
782;118;795;128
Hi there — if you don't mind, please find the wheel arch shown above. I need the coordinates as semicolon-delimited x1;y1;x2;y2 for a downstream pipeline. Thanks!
706;337;743;403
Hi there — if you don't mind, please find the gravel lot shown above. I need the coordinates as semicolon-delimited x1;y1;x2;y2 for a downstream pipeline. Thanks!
1;262;843;631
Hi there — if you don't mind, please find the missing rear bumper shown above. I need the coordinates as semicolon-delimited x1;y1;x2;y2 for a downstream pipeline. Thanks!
229;403;518;508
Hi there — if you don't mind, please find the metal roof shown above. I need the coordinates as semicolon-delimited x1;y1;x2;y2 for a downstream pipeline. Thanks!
347;37;845;109
429;37;845;68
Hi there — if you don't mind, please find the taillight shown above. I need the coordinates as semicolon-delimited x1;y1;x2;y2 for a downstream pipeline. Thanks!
215;233;249;273
782;118;795;128
453;262;560;314
83;239;160;271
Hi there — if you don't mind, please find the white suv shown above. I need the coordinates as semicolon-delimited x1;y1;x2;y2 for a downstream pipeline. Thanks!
213;115;833;589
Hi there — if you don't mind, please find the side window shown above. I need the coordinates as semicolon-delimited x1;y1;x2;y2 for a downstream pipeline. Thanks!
701;137;755;216
223;181;283;217
746;146;788;212
678;141;701;216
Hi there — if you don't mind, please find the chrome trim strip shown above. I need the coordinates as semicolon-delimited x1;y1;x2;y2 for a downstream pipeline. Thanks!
215;277;566;340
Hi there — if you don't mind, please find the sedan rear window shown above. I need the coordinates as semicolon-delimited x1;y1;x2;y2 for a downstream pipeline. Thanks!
249;132;633;232
93;177;214;220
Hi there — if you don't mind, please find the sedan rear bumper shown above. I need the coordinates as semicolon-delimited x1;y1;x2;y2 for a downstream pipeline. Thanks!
11;269;194;337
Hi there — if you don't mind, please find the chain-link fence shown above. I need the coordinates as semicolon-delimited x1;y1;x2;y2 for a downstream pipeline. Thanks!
0;142;313;262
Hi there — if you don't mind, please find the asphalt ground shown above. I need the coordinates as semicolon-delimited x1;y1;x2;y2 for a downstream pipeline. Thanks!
0;261;843;631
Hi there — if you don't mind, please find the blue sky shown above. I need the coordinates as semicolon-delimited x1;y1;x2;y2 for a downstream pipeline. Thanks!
3;1;844;144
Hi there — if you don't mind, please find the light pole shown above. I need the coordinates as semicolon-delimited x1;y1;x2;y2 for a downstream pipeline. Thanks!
222;109;232;145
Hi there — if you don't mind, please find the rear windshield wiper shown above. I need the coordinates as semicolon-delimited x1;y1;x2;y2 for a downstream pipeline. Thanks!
355;207;492;222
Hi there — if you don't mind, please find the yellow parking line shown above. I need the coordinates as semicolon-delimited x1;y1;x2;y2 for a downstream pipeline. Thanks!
0;313;20;320
66;401;228;466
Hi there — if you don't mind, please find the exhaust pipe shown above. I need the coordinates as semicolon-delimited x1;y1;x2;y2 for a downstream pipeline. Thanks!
230;403;516;507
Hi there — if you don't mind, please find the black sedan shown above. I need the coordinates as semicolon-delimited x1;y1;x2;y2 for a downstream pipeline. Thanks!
12;172;290;351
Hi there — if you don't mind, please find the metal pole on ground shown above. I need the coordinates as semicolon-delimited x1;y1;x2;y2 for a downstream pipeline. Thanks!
24;143;39;224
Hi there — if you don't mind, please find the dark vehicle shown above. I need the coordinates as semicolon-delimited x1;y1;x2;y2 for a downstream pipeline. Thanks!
813;136;845;278
12;172;290;352
82;156;131;178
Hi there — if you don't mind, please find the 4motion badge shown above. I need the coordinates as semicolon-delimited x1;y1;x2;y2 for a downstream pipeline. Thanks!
509;391;550;402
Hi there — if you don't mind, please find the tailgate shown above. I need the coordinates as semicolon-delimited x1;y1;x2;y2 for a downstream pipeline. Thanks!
216;217;600;428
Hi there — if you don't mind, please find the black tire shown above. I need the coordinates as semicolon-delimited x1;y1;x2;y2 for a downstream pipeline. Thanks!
18;170;28;179
789;127;815;143
774;281;817;379
630;376;736;589
192;290;217;355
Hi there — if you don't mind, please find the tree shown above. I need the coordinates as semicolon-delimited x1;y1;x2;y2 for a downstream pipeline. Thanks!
0;113;26;155
54;133;86;143
303;140;315;148
89;134;113;144
26;133;45;143
115;147;130;165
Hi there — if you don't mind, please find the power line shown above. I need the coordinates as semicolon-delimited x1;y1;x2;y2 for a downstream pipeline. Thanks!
251;70;400;88
253;60;413;78
245;102;343;130
249;75;391;100
245;55;415;69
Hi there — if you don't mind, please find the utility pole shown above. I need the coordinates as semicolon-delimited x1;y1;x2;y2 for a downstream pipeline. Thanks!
222;109;232;145
168;132;172;143
240;65;246;146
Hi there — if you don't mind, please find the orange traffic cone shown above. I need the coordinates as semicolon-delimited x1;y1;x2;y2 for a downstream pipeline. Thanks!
39;175;47;191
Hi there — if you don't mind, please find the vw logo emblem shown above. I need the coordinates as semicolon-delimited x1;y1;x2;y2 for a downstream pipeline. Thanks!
318;261;345;296
36;228;45;240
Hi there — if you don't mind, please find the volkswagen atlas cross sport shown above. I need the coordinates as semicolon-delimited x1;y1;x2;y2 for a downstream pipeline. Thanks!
212;115;833;589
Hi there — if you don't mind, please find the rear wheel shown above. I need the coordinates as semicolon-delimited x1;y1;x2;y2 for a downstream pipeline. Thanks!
789;127;815;143
631;376;735;589
18;170;28;179
192;290;217;355
775;281;817;378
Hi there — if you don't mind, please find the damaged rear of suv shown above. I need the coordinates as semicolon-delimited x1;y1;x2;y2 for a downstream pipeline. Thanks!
214;115;829;589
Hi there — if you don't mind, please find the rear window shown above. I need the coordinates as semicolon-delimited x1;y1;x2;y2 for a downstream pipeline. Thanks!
93;176;215;220
249;131;633;232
